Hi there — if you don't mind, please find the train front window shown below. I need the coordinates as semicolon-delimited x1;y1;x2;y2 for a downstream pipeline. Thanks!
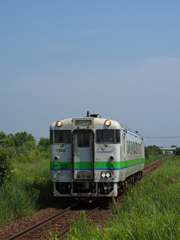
96;130;120;143
51;130;71;144
78;132;90;147
96;130;114;143
115;130;120;143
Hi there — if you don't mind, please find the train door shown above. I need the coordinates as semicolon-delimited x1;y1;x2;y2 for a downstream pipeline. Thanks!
72;130;94;181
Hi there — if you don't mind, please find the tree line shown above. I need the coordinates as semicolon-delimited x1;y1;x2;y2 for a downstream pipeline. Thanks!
145;145;180;159
145;145;163;159
0;131;49;151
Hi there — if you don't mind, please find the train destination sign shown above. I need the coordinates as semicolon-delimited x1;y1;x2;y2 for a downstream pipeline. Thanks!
75;120;92;126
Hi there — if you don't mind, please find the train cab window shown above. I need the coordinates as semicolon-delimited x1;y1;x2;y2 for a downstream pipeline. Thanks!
115;130;120;143
51;130;71;144
50;131;53;144
78;132;90;147
96;129;120;143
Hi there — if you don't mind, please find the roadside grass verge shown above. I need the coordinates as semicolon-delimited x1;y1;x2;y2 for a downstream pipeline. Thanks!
67;156;180;240
0;158;53;226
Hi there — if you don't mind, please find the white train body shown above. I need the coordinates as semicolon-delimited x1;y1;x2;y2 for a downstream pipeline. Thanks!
50;112;145;199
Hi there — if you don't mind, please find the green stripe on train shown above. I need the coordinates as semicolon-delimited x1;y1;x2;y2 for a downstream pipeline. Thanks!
95;158;144;169
50;158;145;170
50;162;71;169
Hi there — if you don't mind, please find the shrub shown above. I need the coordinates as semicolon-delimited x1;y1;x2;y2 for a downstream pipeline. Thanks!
37;137;50;152
0;149;12;186
175;147;180;155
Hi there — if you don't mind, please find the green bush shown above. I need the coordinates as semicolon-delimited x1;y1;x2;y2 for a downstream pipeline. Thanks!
175;147;180;155
145;147;149;159
37;137;50;152
0;149;12;186
0;157;53;225
12;149;50;163
145;145;163;158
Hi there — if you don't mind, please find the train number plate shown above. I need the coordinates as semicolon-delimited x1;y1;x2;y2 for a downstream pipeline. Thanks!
56;148;65;152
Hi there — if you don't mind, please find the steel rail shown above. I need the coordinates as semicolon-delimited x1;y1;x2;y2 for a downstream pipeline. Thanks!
142;158;165;179
5;203;77;240
144;158;165;170
56;203;107;239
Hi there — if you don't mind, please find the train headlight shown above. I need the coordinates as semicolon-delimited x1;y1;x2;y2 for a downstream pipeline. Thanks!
101;171;111;178
109;156;114;161
56;120;63;127
101;172;106;178
54;156;59;161
104;119;111;126
106;172;110;178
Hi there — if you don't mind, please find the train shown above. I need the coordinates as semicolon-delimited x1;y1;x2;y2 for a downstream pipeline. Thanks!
50;112;145;201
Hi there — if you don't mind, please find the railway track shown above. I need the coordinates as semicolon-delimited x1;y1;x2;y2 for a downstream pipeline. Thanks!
1;158;165;240
55;202;109;239
5;202;109;240
142;157;166;179
5;203;78;240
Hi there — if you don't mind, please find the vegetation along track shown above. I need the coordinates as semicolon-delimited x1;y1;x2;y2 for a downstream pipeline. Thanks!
1;158;165;240
142;157;166;180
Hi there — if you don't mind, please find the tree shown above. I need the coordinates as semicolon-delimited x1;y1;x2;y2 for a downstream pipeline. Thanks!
175;147;180;155
37;137;50;151
10;132;35;147
0;131;14;149
145;145;163;156
145;147;149;159
0;131;6;140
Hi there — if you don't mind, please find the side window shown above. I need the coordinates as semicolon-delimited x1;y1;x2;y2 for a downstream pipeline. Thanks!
130;142;133;154
127;141;129;154
122;134;125;154
140;143;142;154
134;142;136;154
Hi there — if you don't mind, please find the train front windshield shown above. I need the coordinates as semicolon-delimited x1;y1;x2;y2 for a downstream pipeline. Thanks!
96;129;120;143
50;130;71;144
50;129;120;144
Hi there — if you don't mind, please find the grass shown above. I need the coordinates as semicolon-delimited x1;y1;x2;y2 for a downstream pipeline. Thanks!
1;153;179;240
66;156;180;240
145;154;166;165
0;157;53;226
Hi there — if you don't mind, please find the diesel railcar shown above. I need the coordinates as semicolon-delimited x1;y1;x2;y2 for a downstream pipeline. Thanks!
50;112;145;200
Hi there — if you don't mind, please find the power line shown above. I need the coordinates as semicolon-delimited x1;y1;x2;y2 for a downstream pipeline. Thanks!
145;136;180;139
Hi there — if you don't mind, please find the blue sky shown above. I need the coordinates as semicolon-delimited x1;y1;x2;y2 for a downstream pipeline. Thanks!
1;1;180;145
